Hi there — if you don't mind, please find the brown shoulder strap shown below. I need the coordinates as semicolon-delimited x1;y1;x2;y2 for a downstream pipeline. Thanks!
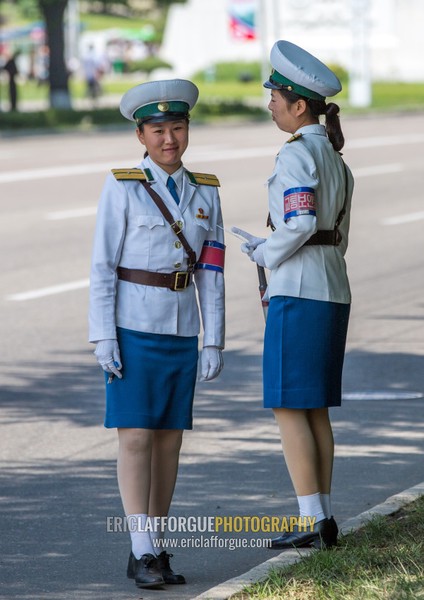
335;159;349;228
141;181;197;271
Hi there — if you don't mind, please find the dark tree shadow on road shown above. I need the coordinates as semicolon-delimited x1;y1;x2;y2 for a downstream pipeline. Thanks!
0;347;423;599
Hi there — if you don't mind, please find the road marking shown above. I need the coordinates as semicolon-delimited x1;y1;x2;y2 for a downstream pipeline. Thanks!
41;164;403;223
186;146;279;162
382;211;424;225
343;391;423;400
0;161;133;184
3;130;424;184
46;207;97;220
0;150;278;183
354;163;403;177
346;133;424;149
6;279;89;301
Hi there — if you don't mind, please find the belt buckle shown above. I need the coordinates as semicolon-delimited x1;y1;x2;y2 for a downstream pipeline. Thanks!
174;271;189;291
171;221;182;235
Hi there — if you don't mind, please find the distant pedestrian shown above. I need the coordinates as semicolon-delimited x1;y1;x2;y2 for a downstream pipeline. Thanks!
3;51;19;111
35;45;49;86
81;45;103;101
234;40;354;550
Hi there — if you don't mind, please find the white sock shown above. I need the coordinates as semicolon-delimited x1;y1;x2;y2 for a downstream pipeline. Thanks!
150;527;165;555
127;513;156;559
320;494;332;519
297;492;326;523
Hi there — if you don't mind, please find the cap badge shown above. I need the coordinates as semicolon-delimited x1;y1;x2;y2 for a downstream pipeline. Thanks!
158;102;169;112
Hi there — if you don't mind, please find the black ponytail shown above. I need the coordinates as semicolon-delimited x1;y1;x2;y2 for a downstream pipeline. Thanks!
309;99;344;151
278;89;345;151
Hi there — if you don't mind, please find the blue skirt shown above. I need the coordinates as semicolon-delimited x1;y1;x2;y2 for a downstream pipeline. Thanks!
263;296;350;409
104;327;198;429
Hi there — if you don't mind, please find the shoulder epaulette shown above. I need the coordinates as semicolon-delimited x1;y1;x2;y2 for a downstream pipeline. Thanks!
112;168;147;181
286;133;303;144
187;171;220;187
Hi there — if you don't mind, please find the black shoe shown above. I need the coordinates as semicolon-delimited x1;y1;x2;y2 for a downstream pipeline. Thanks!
270;517;338;550
326;516;339;547
126;552;164;589
156;551;186;584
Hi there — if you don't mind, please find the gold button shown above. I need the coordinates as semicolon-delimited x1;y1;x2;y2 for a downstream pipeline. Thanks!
174;262;182;269
176;220;183;229
174;241;182;249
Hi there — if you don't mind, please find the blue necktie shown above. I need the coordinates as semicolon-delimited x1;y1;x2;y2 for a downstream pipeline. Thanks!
167;176;180;205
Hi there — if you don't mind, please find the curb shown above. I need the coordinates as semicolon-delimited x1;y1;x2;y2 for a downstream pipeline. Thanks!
193;481;424;600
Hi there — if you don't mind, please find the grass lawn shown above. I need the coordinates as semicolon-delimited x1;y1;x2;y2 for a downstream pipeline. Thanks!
232;495;424;600
370;82;424;110
79;13;157;32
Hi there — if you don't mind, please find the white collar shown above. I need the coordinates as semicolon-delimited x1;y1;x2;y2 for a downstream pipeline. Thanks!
143;156;184;193
295;124;326;136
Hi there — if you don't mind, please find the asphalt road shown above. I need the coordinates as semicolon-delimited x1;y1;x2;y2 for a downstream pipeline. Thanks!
1;113;423;600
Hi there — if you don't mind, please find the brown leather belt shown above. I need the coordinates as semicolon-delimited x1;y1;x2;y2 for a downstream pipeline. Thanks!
303;229;342;246
117;266;192;291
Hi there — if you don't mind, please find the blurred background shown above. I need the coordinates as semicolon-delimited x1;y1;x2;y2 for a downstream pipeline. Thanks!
0;0;424;130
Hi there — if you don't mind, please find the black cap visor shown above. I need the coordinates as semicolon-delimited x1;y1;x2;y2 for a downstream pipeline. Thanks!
263;75;283;90
136;112;189;126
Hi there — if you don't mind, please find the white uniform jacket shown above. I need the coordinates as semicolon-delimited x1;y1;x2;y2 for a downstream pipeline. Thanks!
89;156;225;347
262;124;354;304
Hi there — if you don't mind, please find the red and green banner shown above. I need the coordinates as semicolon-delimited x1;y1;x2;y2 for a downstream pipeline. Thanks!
228;0;257;40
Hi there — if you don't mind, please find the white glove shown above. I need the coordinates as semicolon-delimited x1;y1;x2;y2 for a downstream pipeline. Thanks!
231;227;266;253
94;339;123;378
231;227;266;258
199;346;223;382
250;243;267;267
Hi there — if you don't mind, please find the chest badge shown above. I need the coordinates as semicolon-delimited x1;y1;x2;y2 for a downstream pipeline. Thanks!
196;207;209;220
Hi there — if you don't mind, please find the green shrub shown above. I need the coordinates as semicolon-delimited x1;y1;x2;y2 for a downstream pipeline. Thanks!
126;56;173;74
327;63;349;84
0;108;129;131
192;99;266;119
194;61;262;83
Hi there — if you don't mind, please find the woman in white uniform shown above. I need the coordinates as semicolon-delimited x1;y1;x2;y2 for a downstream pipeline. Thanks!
89;79;225;588
234;41;354;549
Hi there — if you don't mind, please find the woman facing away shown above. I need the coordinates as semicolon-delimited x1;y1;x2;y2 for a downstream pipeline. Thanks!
89;79;225;588
234;40;354;549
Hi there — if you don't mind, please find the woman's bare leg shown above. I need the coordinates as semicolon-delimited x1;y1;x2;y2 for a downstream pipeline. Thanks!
117;428;153;514
117;428;155;557
306;408;334;494
273;408;320;496
149;429;183;516
148;429;183;554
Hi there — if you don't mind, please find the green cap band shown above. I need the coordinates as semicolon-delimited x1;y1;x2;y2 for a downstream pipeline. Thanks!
270;70;325;101
134;100;189;120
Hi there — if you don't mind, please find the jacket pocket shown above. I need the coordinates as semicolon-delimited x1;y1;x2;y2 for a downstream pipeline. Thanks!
194;218;212;232
136;215;165;229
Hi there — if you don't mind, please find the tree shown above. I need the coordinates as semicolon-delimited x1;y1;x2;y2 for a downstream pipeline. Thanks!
6;0;71;108
39;0;72;109
8;0;176;109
